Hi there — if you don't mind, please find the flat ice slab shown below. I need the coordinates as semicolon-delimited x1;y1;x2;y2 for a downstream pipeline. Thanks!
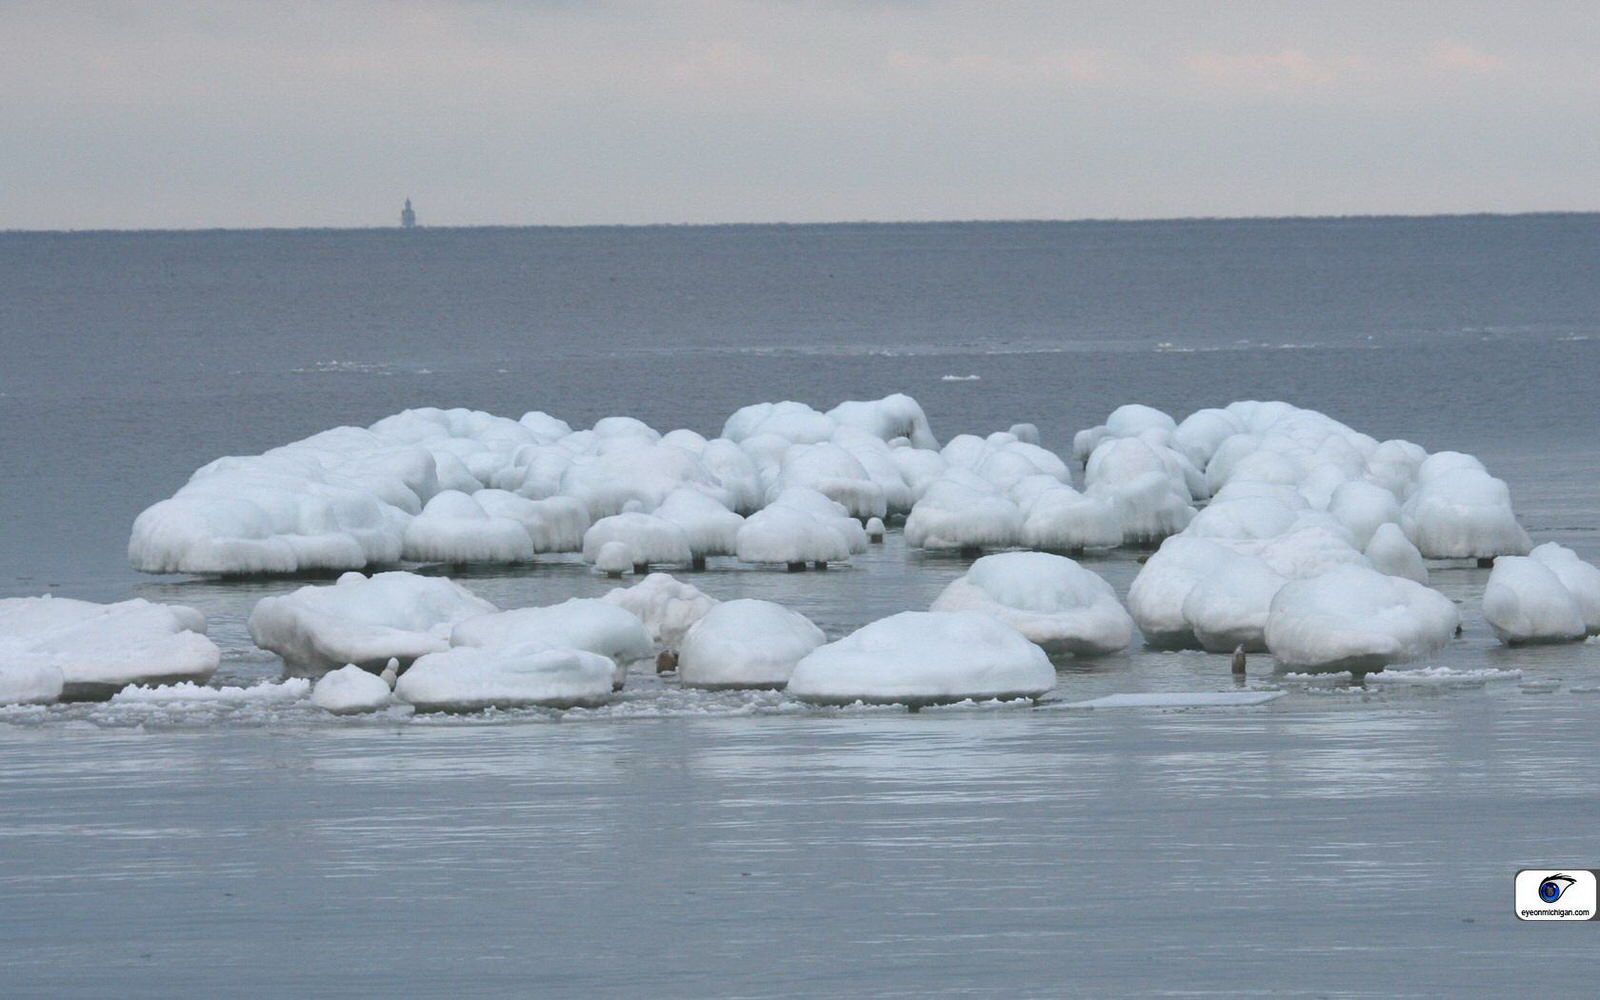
1062;691;1285;709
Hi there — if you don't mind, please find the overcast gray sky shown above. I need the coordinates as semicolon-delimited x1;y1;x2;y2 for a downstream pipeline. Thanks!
3;1;1597;229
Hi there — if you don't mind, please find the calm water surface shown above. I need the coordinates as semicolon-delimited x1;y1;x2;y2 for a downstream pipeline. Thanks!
1;218;1598;996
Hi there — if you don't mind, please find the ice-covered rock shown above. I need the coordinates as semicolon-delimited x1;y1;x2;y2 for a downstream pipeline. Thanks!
474;491;589;553
1126;536;1231;649
0;595;220;697
735;489;858;568
310;664;393;714
1264;565;1459;671
248;571;497;674
654;489;743;563
677;599;826;689
402;490;536;564
1400;467;1531;559
1017;480;1122;553
865;517;886;542
1084;438;1195;545
787;611;1055;706
601;574;719;649
595;541;634;577
1365;523;1429;584
1528;543;1600;635
395;645;615;711
930;553;1132;655
769;443;887;520
582;513;692;570
1482;556;1587;644
1327;480;1402;550
904;472;1023;553
450;598;654;689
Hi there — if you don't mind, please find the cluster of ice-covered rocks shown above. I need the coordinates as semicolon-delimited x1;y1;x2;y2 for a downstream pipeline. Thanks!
5;393;1596;713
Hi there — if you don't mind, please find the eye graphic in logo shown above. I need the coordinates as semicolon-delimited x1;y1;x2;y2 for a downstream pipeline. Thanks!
1538;874;1577;903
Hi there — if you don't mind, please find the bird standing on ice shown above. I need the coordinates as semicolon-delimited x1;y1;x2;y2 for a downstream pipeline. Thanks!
1231;644;1247;677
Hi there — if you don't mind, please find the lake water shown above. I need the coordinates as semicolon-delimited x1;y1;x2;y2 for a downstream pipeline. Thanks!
1;216;1598;996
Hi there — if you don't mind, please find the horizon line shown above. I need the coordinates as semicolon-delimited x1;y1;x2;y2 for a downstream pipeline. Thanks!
3;208;1597;237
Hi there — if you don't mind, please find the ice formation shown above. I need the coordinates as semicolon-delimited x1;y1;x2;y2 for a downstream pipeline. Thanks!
787;611;1055;706
582;513;693;570
310;664;394;714
0;596;220;698
736;489;859;568
903;471;1023;553
601;574;719;649
1528;543;1600;635
129;395;937;576
677;599;826;689
1263;565;1460;671
395;645;616;711
1365;523;1429;584
930;553;1132;655
450;598;655;689
248;571;497;674
595;541;635;577
1399;457;1531;559
1482;556;1588;644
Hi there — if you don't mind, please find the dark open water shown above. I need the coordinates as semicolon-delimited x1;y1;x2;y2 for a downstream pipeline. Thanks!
1;216;1598;996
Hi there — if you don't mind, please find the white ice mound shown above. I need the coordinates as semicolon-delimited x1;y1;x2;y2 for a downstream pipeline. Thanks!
601;573;719;649
310;664;393;714
402;490;536;564
0;595;219;696
1365;523;1429;584
1263;565;1459;671
904;472;1023;552
130;395;939;576
1400;466;1532;559
247;571;497;673
678;599;826;689
787;611;1055;706
450;598;654;689
930;553;1132;655
582;513;693;569
395;645;615;712
0;659;63;706
654;489;743;560
1529;543;1600;635
1014;479;1121;553
735;489;856;567
1482;556;1588;645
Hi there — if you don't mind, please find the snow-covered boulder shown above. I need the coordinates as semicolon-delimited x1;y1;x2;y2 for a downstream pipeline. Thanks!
678;599;826;689
582;513;692;570
450;598;655;689
787;611;1055;706
770;443;887;520
1126;536;1232;649
1365;523;1429;584
402;490;536;564
1016;481;1121;553
310;664;393;714
248;571;497;674
735;490;857;569
1264;565;1459;671
1400;468;1531;559
654;489;743;564
1482;556;1588;644
602;574;719;649
0;595;220;698
474;491;589;552
904;472;1023;553
395;645;615;712
1528;543;1600;635
930;553;1132;656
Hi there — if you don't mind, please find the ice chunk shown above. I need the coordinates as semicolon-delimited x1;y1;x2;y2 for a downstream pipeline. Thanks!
1528;543;1600;635
787;611;1055;706
601;574;719;649
110;677;312;704
582;513;693;569
450;598;655;689
653;489;743;561
678;599;826;689
1264;565;1459;670
595;541;635;576
1400;468;1531;559
904;472;1023;553
1482;556;1587;644
1063;691;1283;709
930;553;1132;655
248;571;497;674
402;490;536;564
310;664;394;714
1365;523;1429;584
395;645;615;711
0;595;220;697
0;657;63;705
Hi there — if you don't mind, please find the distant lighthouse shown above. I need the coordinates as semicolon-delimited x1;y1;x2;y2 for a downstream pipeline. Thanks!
400;197;417;229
